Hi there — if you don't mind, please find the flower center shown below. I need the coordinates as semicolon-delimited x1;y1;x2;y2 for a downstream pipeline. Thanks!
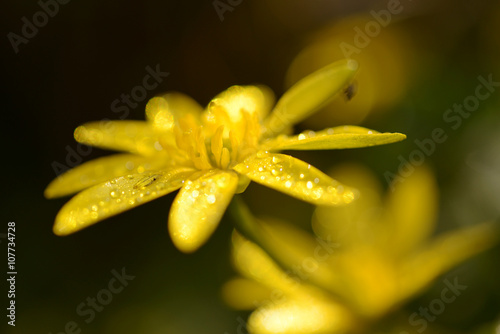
160;109;262;171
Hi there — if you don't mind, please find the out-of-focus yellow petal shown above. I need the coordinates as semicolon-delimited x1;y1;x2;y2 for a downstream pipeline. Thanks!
262;59;358;137
74;121;160;156
327;247;398;318
383;165;438;256
221;277;272;310
233;153;358;206
53;168;195;236
248;299;355;334
44;154;167;198
312;163;384;245
169;170;238;253
145;92;203;132
231;231;303;296
401;221;500;300
262;126;406;151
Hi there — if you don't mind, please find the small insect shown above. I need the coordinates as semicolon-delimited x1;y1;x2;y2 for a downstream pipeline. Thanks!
344;82;357;101
133;174;161;189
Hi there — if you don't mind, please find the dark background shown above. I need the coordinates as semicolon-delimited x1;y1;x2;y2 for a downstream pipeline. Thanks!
2;0;500;333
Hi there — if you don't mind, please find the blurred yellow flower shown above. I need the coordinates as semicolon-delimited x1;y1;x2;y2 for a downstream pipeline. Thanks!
223;164;499;333
45;59;405;252
286;15;417;126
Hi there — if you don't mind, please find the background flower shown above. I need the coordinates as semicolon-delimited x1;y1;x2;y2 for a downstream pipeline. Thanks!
223;164;499;333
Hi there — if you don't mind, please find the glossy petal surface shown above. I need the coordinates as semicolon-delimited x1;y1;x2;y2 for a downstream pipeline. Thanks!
145;92;203;132
234;153;358;206
44;154;167;198
74;121;159;156
207;85;274;123
263;126;406;151
249;299;353;334
169;170;238;253
263;59;358;136
53;168;194;236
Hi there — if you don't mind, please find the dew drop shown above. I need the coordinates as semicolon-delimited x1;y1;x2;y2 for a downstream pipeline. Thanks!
312;188;324;200
314;178;320;184
125;161;134;170
298;133;306;140
154;141;163;151
90;212;99;219
91;205;98;212
299;173;305;179
207;194;216;204
285;180;293;188
110;191;119;198
306;181;313;189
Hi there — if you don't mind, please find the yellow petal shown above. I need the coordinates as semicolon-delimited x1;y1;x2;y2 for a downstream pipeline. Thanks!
44;154;167;198
53;168;194;236
263;126;406;151
221;277;272;310
326;246;399;318
401;221;500;300
74;121;160;156
145;92;203;132
263;59;358;137
248;299;354;334
231;230;307;296
169;170;238;253
383;165;438;256
233;153;358;206
312;163;384;245
207;85;274;124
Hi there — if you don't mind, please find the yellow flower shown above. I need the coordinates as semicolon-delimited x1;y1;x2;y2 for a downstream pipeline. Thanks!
45;59;405;252
223;165;499;333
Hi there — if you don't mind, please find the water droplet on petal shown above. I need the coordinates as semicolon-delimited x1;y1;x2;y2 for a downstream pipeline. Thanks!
207;194;216;204
125;161;134;170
